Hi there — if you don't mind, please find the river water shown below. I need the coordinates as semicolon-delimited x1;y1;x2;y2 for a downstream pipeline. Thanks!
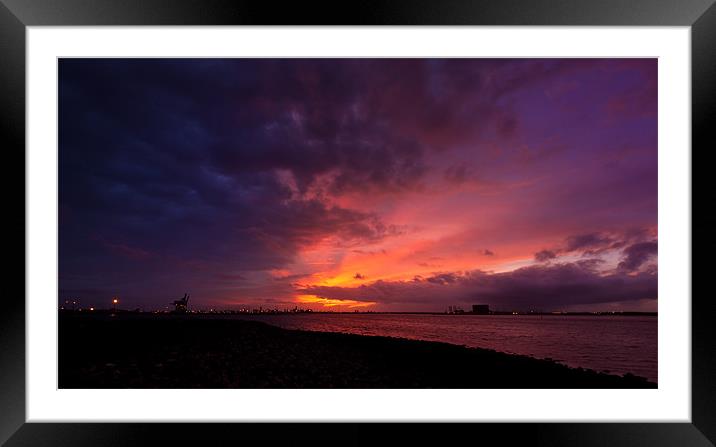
227;313;657;382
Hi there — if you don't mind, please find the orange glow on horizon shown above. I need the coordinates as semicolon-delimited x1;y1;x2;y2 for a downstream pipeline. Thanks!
295;294;376;308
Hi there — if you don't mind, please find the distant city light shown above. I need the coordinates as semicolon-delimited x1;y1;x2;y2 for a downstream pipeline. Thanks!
112;298;118;304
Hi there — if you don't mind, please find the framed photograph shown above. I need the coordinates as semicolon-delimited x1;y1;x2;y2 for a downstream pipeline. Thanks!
4;0;714;445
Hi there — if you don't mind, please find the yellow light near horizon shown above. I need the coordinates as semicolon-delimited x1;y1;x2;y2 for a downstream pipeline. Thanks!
112;298;118;304
296;294;375;308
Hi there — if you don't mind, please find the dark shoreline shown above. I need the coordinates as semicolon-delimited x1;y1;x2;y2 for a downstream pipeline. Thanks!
59;314;656;389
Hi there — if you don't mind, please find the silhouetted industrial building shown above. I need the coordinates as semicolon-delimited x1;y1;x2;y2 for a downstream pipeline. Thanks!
472;304;490;315
173;293;190;313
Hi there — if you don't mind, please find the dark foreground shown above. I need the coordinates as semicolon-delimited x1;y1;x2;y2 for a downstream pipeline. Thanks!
59;314;656;388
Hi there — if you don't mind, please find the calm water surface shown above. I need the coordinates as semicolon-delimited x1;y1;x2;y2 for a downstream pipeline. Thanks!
229;313;657;382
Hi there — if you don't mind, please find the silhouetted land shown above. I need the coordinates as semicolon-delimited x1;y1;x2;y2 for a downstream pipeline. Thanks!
59;313;656;389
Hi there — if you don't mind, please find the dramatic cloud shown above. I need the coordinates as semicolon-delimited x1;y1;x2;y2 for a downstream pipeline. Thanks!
535;250;557;262
618;241;658;272
299;261;657;310
59;58;657;310
565;232;615;253
535;229;657;263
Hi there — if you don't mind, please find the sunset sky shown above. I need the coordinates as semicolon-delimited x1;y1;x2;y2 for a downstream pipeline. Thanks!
59;58;657;312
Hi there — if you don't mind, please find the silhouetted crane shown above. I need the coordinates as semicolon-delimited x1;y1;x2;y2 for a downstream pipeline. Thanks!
173;293;190;313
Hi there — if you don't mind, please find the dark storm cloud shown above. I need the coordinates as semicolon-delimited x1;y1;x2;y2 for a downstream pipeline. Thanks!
537;228;657;262
565;232;615;252
59;64;541;253
618;241;658;272
425;273;460;285
299;261;657;310
58;58;657;309
534;250;557;262
574;258;606;270
57;59;463;305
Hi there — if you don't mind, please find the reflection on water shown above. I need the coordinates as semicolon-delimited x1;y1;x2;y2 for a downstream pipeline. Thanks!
227;313;657;382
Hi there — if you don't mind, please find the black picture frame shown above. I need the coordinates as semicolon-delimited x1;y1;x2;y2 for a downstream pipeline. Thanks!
2;1;714;445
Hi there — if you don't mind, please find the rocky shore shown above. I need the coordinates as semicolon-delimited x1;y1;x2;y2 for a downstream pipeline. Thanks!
59;314;656;388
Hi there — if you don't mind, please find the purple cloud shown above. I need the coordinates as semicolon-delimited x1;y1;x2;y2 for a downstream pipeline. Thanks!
299;261;657;310
58;58;657;310
535;250;557;262
618;241;658;272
